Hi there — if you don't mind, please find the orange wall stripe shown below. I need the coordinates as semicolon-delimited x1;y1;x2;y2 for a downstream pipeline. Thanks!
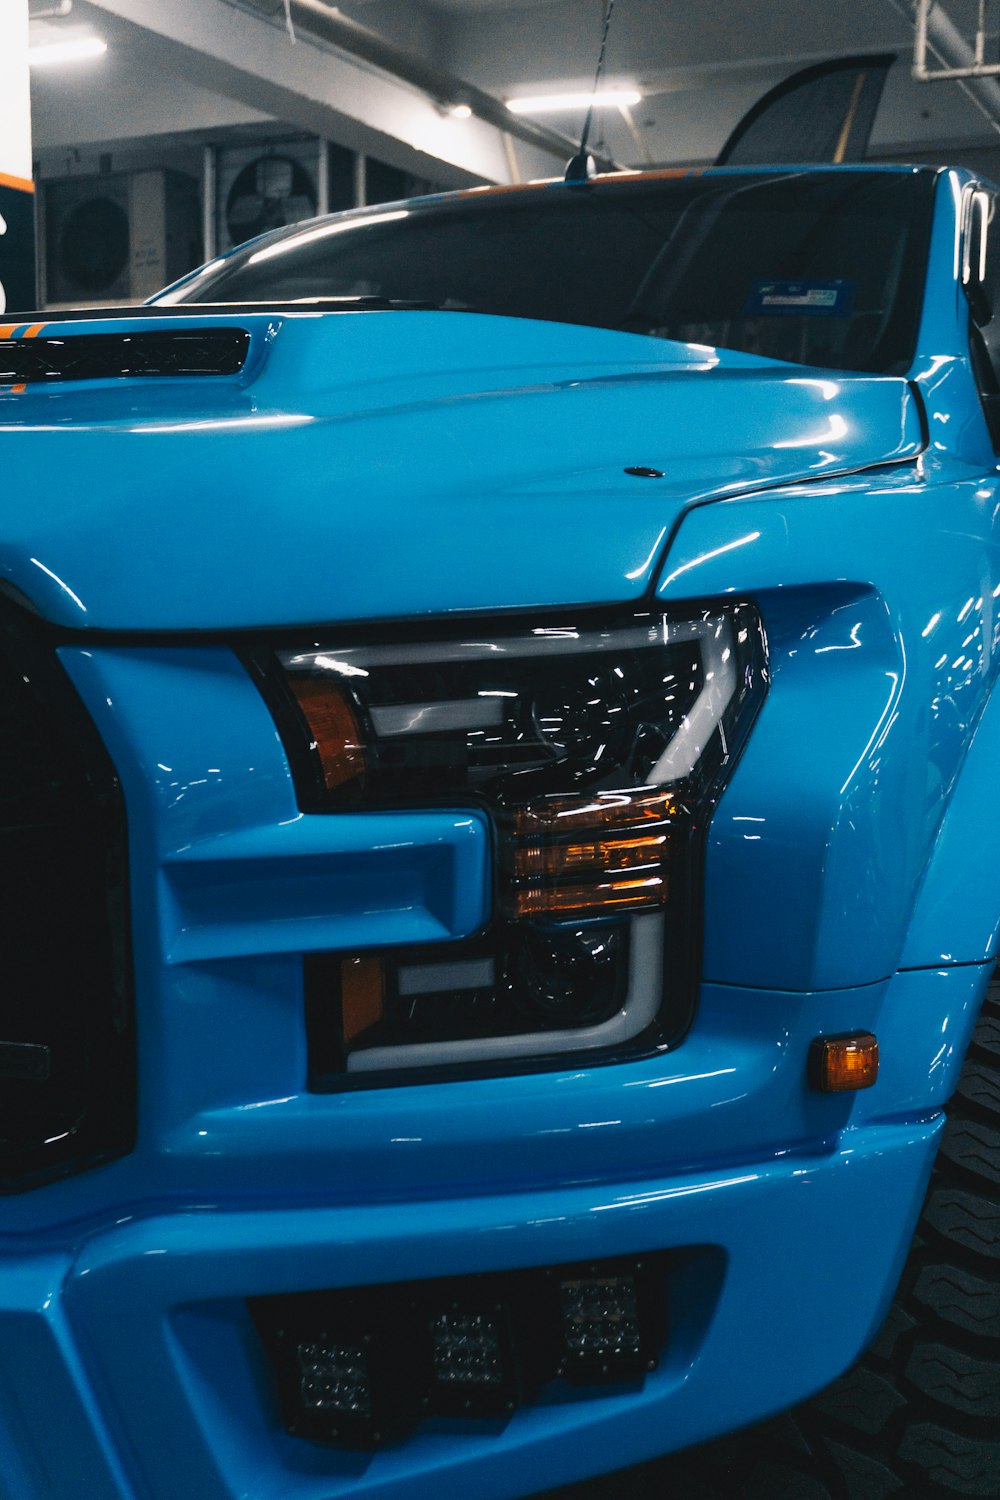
22;324;47;338
0;171;34;195
0;325;17;339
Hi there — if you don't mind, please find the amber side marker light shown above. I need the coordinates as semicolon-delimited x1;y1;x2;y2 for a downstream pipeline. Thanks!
808;1032;879;1093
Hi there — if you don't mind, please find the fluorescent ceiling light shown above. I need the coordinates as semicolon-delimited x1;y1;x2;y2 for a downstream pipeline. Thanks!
29;35;107;66
448;104;473;120
508;89;641;115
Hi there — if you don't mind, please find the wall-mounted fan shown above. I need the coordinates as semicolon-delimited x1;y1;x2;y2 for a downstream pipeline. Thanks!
225;154;317;247
44;170;201;306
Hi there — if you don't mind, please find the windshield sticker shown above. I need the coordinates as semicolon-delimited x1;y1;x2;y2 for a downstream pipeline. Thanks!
744;279;856;317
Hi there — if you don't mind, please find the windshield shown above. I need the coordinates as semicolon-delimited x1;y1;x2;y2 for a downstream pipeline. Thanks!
163;168;938;375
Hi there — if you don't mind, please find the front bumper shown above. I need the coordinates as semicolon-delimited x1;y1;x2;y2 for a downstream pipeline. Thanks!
0;1115;941;1500
0;954;987;1500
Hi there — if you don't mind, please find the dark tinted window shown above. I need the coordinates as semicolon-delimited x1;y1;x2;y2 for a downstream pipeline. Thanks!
168;170;938;375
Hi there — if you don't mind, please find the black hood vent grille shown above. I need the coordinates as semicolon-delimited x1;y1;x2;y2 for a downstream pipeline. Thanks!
0;328;250;384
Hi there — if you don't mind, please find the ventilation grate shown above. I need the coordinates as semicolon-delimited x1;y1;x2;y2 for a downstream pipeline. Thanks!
0;328;250;384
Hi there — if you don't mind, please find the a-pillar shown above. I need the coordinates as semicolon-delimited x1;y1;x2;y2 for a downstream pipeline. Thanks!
0;0;35;316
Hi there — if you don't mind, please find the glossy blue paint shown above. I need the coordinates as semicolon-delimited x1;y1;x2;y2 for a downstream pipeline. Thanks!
855;963;991;1121
161;810;490;963
63;647;487;963
1;313;921;630
54;1119;937;1500
663;464;1000;989
45;644;913;1210
901;669;1000;967
1;164;999;1498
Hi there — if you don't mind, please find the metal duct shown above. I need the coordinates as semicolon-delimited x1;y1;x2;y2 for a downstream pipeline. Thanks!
888;0;1000;135
234;0;616;172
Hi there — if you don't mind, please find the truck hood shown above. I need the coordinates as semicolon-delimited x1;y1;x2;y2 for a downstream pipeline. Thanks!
0;309;923;631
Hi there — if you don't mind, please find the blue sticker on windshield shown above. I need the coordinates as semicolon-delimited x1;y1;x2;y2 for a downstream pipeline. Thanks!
744;279;856;317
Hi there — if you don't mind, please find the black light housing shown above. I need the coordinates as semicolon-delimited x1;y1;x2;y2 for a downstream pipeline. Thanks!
555;1260;661;1381
252;605;766;1087
254;1288;421;1447
422;1297;520;1416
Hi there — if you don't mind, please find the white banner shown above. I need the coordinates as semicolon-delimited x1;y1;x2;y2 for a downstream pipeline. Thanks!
0;0;32;188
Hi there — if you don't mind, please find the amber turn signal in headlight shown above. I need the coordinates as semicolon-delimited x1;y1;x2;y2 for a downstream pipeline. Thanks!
287;677;365;795
504;790;680;918
808;1032;879;1092
513;789;679;834
514;873;667;918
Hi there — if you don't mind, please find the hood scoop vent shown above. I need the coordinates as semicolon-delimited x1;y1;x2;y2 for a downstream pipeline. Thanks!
0;328;250;385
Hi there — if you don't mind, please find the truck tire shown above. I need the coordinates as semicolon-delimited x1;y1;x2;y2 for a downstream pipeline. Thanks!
668;976;1000;1500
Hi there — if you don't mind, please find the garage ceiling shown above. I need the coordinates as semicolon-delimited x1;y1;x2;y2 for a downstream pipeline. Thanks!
28;0;1000;186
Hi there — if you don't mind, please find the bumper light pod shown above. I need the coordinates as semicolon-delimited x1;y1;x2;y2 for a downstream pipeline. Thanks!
558;1272;645;1377
425;1302;519;1414
296;1339;373;1418
255;1295;418;1447
430;1310;505;1386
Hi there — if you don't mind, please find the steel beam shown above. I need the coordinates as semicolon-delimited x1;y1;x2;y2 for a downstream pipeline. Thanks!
85;0;563;186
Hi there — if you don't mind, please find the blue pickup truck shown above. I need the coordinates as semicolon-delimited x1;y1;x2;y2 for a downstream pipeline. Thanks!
1;164;998;1500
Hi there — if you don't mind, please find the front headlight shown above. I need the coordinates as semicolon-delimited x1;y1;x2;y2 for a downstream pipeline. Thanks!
254;605;766;1084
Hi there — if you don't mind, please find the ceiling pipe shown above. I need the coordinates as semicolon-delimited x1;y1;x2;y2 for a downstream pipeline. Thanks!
28;0;73;17
887;0;1000;137
236;0;617;171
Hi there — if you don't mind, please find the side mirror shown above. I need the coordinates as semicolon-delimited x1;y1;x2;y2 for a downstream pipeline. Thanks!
963;188;993;327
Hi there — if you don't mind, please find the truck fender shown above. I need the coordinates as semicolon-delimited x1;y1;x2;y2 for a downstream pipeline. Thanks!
900;678;1000;968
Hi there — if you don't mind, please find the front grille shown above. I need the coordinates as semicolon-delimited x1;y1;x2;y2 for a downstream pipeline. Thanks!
0;609;134;1190
0;328;250;384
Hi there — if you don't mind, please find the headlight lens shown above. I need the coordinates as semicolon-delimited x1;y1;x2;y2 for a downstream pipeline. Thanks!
257;605;766;1082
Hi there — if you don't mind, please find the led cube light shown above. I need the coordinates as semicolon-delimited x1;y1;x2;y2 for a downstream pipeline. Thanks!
556;1262;661;1381
431;1311;504;1385
561;1275;640;1365
253;1295;418;1446
296;1339;372;1416
425;1300;519;1415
